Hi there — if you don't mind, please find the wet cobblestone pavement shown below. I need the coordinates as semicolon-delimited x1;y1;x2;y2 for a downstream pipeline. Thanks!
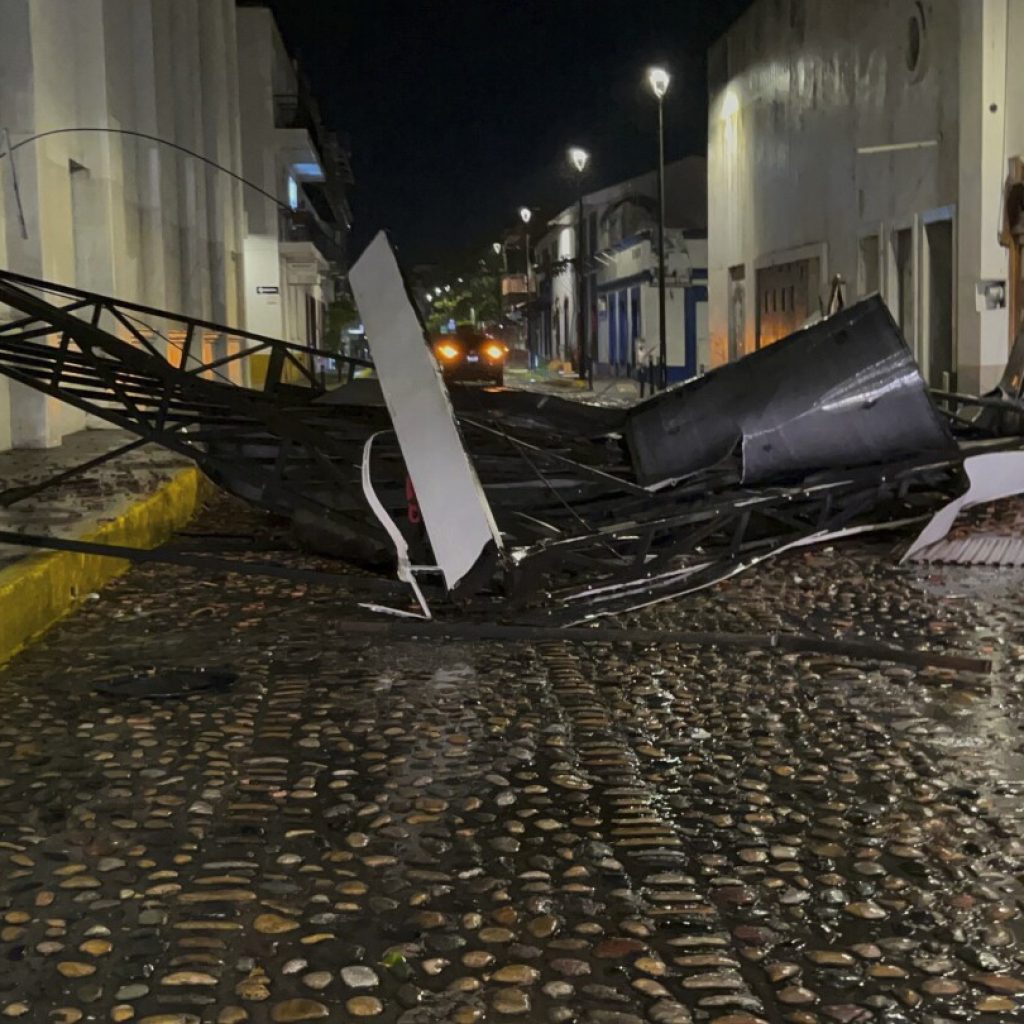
2;495;1024;1023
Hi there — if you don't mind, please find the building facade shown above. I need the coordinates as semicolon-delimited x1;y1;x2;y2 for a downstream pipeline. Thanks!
530;158;708;382
707;0;1024;393
0;0;350;453
237;3;351;355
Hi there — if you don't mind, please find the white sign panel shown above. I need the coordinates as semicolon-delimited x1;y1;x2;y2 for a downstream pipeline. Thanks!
350;232;502;590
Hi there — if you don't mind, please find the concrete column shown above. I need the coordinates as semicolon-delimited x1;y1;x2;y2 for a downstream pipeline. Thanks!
222;0;246;331
957;0;1010;393
1;0;68;448
170;0;210;321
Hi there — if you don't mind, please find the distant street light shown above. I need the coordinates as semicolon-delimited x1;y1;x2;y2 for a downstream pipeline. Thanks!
444;284;452;293
493;239;509;274
647;65;670;100
434;286;442;297
568;146;590;175
647;66;670;390
567;147;590;383
520;207;533;362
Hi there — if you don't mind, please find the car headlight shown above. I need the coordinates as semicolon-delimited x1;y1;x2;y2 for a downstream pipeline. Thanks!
483;342;507;361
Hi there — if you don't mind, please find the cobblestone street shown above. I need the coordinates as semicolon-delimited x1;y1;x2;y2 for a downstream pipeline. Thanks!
2;495;1024;1024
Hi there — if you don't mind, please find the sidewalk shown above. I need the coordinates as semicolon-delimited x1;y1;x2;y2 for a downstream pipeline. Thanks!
0;428;211;663
505;367;642;407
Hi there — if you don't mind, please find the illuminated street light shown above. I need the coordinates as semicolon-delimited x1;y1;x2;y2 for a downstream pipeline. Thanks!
444;284;452;293
568;146;590;174
647;65;671;99
434;286;442;297
567;148;591;382
647;66;671;390
492;242;502;255
519;208;534;361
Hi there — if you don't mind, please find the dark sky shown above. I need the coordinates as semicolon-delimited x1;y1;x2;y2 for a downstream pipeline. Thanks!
267;0;752;268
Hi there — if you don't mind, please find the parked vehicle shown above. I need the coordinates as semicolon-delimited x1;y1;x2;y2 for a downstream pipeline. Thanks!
431;324;507;385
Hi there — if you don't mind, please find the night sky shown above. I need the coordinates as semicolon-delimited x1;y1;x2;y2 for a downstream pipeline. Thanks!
266;0;753;268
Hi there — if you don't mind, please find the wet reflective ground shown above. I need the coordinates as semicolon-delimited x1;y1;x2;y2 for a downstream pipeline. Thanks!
1;498;1024;1023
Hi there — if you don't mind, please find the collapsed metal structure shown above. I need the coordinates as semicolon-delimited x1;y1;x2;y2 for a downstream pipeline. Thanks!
1;234;1023;626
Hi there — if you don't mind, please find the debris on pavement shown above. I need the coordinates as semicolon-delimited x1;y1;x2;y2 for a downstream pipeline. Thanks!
3;236;1024;645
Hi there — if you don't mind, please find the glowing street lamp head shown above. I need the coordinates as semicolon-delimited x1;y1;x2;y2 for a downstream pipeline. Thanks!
434;286;442;297
647;66;671;100
568;147;590;174
492;242;502;255
519;206;532;225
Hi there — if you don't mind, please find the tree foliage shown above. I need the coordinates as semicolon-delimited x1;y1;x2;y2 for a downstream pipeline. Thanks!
424;259;502;333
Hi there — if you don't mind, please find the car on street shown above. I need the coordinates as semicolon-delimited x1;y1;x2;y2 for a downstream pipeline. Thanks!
431;324;507;386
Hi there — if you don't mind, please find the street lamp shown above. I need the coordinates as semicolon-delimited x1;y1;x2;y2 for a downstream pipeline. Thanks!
568;146;590;174
567;147;590;382
647;65;670;389
493;239;508;273
519;206;534;364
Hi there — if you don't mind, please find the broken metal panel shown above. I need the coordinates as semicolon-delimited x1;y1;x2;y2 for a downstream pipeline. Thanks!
915;535;1024;566
349;232;504;592
903;451;1024;562
625;296;957;487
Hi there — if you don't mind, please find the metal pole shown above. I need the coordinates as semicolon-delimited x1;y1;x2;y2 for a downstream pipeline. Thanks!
577;190;587;382
524;228;532;363
656;97;667;390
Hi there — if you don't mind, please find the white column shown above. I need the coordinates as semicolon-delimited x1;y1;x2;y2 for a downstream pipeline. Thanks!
957;0;1010;393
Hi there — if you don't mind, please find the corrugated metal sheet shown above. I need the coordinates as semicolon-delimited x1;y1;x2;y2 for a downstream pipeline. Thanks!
908;533;1024;566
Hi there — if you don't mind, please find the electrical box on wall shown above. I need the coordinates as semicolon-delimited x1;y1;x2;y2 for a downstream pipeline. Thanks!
976;280;1007;312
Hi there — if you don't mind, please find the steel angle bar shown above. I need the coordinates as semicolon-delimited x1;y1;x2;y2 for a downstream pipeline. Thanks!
555;516;927;625
0;268;372;380
0;529;359;588
461;417;645;496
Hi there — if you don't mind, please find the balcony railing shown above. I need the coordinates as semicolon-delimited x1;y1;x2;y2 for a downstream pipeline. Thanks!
279;208;344;266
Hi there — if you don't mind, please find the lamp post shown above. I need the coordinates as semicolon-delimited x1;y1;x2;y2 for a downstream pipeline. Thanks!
519;206;533;363
647;65;670;389
492;239;506;273
568;146;590;383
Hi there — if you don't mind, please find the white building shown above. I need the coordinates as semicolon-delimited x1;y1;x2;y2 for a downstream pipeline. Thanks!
237;3;352;354
0;0;350;454
594;229;708;382
531;158;708;382
707;0;1024;393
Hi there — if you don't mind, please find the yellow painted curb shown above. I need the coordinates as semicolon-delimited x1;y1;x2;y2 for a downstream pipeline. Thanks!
0;466;216;667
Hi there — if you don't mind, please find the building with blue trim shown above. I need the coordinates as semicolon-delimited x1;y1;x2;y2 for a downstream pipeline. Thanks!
529;158;708;384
